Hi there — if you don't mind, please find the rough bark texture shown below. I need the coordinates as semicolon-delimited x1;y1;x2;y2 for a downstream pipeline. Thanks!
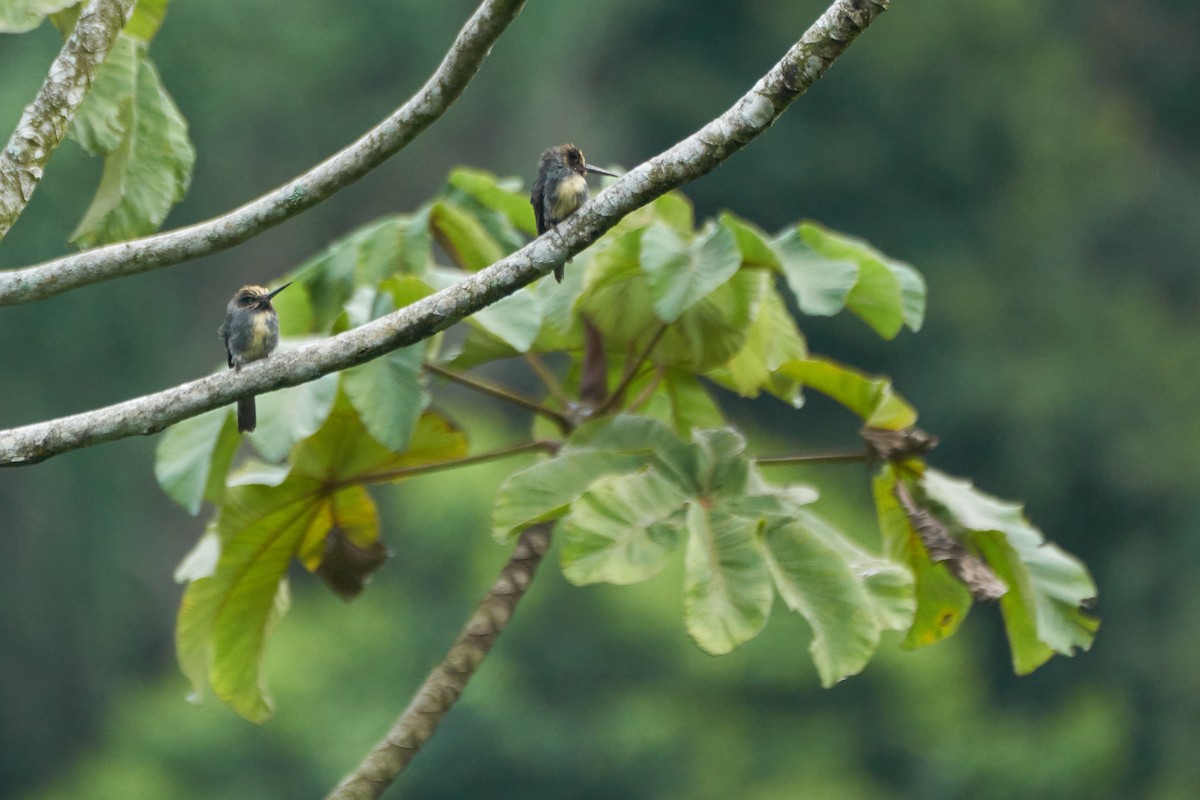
326;525;552;800
0;0;890;466
0;0;135;240
0;0;527;305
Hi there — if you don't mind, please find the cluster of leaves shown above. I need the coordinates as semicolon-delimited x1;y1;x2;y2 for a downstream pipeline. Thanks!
2;0;193;247
154;167;1097;721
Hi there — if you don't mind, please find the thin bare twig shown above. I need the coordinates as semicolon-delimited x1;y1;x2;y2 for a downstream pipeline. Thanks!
0;0;135;240
594;323;667;417
0;0;527;305
755;450;867;466
335;439;557;488
426;363;573;434
0;0;892;466
523;352;572;408
326;524;553;800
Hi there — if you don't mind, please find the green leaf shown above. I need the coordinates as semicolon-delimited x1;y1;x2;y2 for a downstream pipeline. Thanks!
177;401;466;720
124;0;169;41
642;222;741;323
793;222;925;338
683;504;773;655
430;201;504;270
70;35;139;155
0;0;76;32
271;281;315;336
448;167;537;236
69;54;194;248
288;215;427;332
154;408;239;515
777;356;917;429
887;258;926;333
707;287;807;403
176;476;319;721
649;191;694;231
342;344;429;453
290;398;467;482
692;427;752;499
873;465;971;647
921;468;1099;673
636;368;726;437
568;415;700;493
653;268;771;371
845;256;903;339
427;267;542;356
719;212;780;271
578;228;662;350
763;509;913;686
605;190;694;240
560;469;688;585
491;450;653;542
248;344;340;463
772;225;859;316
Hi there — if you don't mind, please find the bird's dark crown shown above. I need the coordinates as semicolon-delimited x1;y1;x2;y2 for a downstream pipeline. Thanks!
542;143;587;174
230;282;290;310
233;286;271;308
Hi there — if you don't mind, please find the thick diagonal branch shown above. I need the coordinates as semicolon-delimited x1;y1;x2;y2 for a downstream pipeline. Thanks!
0;0;134;240
0;0;890;466
0;0;527;305
326;524;552;800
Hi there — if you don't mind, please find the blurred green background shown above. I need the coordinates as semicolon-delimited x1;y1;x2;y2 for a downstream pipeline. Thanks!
1;0;1196;796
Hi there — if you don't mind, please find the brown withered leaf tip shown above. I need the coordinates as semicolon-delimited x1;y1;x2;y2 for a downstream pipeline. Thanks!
892;479;1008;602
317;526;390;601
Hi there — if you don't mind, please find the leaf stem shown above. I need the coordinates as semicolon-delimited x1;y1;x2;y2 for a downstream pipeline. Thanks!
346;440;557;487
426;363;573;434
594;323;667;417
755;450;867;466
523;352;572;408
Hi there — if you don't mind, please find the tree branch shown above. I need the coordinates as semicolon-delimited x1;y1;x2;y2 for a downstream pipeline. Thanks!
0;0;527;305
0;0;891;466
0;0;135;240
326;524;553;800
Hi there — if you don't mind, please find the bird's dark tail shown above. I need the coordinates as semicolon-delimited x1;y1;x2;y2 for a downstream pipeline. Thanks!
553;265;564;283
237;397;257;433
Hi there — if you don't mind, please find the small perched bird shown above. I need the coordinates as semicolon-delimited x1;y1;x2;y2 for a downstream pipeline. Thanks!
219;283;290;433
530;144;617;282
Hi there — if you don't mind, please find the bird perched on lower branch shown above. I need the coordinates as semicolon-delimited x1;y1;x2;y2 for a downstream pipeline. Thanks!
530;144;616;283
219;283;290;433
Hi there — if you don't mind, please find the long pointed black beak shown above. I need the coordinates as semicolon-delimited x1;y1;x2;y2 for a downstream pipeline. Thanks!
585;164;618;178
267;282;292;300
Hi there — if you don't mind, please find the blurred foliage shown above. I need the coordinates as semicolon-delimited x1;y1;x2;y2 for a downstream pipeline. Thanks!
1;0;1196;797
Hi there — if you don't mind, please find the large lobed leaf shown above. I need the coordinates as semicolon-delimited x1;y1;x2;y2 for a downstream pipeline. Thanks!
920;468;1099;673
173;399;467;720
494;416;914;680
69;42;194;248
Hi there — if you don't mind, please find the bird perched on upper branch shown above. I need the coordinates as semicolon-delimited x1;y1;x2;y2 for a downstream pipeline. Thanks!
219;283;290;433
530;144;617;283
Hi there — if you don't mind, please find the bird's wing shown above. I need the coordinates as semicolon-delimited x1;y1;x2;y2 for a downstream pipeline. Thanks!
530;174;548;235
218;318;234;367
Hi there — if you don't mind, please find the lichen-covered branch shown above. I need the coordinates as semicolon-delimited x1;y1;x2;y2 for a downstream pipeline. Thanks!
0;0;527;305
0;0;135;240
0;0;890;466
326;525;552;800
